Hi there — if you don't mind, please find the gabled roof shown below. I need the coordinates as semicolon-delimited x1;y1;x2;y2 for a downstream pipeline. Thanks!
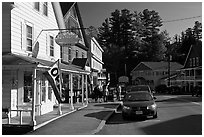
183;44;202;68
59;2;89;49
60;2;75;16
131;61;183;72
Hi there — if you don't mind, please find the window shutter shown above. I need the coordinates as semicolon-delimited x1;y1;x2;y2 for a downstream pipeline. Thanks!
46;33;49;55
21;21;26;51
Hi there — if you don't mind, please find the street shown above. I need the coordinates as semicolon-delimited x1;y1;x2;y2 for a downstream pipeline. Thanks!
26;94;202;135
97;95;202;135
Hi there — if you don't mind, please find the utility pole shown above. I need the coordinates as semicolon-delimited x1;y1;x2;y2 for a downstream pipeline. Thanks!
166;42;171;87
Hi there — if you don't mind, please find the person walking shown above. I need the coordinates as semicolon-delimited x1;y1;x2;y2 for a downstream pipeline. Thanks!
93;85;100;102
102;84;109;102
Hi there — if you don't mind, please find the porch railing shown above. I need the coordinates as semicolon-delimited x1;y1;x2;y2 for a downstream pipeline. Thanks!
2;109;32;125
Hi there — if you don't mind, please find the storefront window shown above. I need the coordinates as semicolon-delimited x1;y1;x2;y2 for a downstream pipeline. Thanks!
41;76;46;102
24;71;32;102
48;82;52;101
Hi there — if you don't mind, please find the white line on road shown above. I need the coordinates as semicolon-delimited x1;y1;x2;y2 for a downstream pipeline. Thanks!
191;102;201;105
142;119;161;123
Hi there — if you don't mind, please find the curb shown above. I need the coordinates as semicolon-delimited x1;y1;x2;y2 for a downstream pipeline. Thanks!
91;104;121;134
33;105;88;131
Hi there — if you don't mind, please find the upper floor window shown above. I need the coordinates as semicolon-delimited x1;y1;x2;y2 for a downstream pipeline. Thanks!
68;48;72;61
82;52;84;58
26;25;33;52
193;58;196;67
43;2;48;16
76;50;79;58
189;58;192;67
196;57;199;66
50;36;54;57
34;2;40;11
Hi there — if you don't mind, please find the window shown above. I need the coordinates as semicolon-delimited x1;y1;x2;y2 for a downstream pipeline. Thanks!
48;82;52;101
34;2;40;11
82;52;84;58
24;71;32;102
76;50;79;58
41;76;46;102
26;25;33;52
193;58;195;67
43;2;48;16
50;36;54;56
68;48;72;61
189;58;192;67
196;57;199;66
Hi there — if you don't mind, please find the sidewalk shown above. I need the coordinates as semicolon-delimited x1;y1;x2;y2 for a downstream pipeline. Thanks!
27;102;120;135
3;101;121;135
2;103;86;126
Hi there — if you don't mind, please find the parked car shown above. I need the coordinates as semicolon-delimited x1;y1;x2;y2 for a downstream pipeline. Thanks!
129;85;154;95
122;91;157;120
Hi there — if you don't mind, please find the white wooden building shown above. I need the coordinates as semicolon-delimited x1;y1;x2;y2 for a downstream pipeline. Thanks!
2;2;90;126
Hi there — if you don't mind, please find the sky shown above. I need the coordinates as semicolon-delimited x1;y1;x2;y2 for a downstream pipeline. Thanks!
77;2;202;38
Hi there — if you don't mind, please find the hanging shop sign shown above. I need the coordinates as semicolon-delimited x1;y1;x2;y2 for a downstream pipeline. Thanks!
55;31;80;46
118;76;129;83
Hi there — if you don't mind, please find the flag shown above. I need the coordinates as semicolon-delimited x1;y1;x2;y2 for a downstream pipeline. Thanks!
43;59;63;103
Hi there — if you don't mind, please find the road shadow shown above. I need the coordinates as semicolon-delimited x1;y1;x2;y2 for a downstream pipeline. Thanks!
155;95;202;104
94;103;120;109
106;112;149;125
141;114;202;135
84;110;113;120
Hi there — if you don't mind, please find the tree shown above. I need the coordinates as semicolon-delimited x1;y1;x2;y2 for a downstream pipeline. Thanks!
193;21;202;40
86;26;99;39
137;9;164;61
98;9;135;79
98;8;167;85
170;21;202;65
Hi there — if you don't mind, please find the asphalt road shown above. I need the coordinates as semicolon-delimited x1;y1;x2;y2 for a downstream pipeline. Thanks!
96;95;202;135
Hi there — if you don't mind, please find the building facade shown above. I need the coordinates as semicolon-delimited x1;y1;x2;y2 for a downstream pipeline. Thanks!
130;61;183;89
2;2;90;126
166;44;202;93
2;2;61;118
87;37;105;89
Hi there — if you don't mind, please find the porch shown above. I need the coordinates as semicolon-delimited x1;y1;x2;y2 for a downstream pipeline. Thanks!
2;103;87;134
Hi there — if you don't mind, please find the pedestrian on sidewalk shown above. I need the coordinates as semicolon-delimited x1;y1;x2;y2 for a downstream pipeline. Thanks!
103;84;109;102
93;85;100;103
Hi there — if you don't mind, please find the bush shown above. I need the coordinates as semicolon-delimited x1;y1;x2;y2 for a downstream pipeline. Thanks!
155;84;168;93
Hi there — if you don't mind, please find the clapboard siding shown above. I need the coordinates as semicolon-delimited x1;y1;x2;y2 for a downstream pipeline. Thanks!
10;2;60;60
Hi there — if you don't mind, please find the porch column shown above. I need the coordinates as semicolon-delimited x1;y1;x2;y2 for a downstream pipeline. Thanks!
81;75;84;105
30;68;37;126
70;73;74;110
85;75;88;105
77;75;80;103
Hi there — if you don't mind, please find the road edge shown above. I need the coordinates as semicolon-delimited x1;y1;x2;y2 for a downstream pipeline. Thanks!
91;103;121;135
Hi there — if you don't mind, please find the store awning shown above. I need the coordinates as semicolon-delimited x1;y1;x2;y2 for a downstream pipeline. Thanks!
2;53;90;75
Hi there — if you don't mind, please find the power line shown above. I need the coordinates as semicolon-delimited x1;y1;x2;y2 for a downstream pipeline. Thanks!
163;15;201;23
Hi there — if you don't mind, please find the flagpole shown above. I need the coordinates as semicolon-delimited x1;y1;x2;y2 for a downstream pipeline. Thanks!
58;59;62;115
